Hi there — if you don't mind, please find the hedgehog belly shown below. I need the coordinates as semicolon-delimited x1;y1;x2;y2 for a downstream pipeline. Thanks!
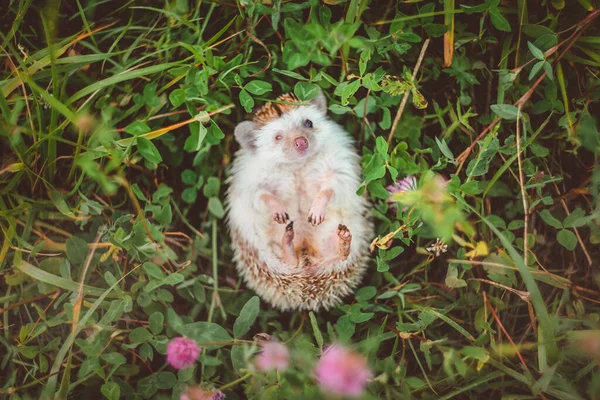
230;230;369;311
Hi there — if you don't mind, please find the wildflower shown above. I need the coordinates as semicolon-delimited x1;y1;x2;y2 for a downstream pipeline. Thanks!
386;175;418;211
314;344;372;397
387;175;418;195
166;336;201;370
255;341;290;372
180;386;225;400
426;238;448;257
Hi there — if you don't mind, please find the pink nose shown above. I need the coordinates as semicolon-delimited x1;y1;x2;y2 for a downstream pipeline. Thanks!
294;136;308;152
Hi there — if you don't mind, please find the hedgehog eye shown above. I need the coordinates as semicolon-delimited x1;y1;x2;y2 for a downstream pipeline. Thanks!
303;119;313;128
275;134;283;141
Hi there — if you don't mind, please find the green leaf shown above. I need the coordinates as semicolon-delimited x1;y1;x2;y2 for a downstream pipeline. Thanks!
460;181;482;195
101;352;127;365
181;169;197;185
149;312;164;335
532;363;558;395
529;60;545;81
233;296;260;338
335;315;355;343
461;346;489;362
375;136;388;155
66;236;88;265
18;346;39;359
169;88;186;107
359;48;371;76
184;123;208;152
239;89;254;113
350;312;374;323
309;311;324;348
490;104;519;120
435;136;455;160
181;322;233;349
101;382;120;400
182;187;198;204
137;137;162;163
130;327;153;344
489;7;511;32
272;68;307;81
143;262;165;280
125;120;151;136
563;208;586;228
164;273;185;285
203;177;221;197
527;41;545;60
557;229;577;250
155;372;177;389
355;286;377;301
543;61;553;81
294;81;320;100
466;136;500;177
341;79;361;105
245;80;272;95
539;209;563;229
208;197;225;219
367;180;390;200
329;104;352;115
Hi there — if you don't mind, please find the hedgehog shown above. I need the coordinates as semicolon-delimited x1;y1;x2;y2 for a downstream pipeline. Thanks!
225;91;373;312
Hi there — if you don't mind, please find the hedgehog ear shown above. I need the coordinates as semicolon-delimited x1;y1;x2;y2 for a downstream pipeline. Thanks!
234;121;258;150
309;90;327;114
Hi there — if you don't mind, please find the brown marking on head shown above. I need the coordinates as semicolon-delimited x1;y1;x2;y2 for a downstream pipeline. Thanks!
253;93;302;125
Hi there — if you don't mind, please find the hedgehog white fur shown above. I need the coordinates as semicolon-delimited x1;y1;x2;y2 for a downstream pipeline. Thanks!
225;92;373;311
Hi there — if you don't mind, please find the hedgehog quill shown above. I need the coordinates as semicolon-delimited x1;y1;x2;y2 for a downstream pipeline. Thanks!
225;92;373;311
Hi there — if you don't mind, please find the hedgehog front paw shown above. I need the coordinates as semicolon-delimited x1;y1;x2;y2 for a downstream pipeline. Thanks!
307;206;325;226
272;208;289;224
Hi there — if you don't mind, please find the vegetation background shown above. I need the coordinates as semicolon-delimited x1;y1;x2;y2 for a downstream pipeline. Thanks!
1;0;599;399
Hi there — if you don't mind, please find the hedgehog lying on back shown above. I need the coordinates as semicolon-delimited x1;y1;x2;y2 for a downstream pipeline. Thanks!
225;91;373;311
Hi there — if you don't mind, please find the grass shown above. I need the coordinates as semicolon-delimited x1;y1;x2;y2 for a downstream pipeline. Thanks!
1;1;600;399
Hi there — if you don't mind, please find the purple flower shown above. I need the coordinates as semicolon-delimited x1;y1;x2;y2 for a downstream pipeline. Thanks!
387;175;418;211
210;391;225;400
387;175;418;195
314;344;372;397
166;337;201;370
255;341;290;372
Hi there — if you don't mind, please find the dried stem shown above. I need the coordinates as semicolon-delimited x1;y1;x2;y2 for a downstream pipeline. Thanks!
387;38;430;147
515;105;529;264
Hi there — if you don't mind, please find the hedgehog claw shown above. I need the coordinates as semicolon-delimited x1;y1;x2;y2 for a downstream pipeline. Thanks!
273;210;290;224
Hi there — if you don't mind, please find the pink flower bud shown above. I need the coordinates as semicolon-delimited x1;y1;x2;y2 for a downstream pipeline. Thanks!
166;336;201;370
314;344;372;397
254;341;290;372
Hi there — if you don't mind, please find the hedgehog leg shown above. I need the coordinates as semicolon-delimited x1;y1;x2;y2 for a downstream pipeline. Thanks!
259;191;289;224
337;224;352;261
307;188;333;226
282;221;299;266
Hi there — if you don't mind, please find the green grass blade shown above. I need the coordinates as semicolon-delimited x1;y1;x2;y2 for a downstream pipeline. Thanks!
16;259;113;298
67;61;182;103
456;198;559;366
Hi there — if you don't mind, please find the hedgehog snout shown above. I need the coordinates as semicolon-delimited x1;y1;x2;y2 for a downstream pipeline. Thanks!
294;136;309;152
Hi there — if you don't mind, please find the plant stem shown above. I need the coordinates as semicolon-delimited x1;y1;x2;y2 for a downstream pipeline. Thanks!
387;38;430;147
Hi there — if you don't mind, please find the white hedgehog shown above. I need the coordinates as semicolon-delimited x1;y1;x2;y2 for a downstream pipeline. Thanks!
225;92;373;311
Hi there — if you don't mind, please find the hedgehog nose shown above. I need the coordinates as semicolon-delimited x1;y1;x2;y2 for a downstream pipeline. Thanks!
294;136;308;152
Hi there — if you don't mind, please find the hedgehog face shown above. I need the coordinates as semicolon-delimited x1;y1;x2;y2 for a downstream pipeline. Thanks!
233;91;328;165
256;110;322;163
